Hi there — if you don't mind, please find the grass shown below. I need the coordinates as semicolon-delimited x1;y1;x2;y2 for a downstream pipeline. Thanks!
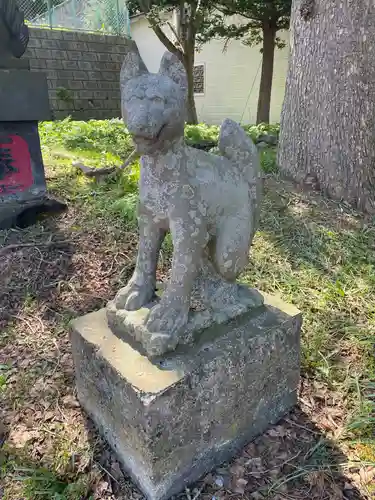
2;464;90;500
39;117;279;174
250;184;375;436
0;119;374;499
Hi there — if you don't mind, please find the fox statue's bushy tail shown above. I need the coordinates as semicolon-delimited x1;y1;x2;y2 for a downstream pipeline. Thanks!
218;118;262;240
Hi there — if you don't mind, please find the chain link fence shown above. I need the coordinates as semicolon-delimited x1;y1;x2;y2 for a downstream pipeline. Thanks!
19;0;131;35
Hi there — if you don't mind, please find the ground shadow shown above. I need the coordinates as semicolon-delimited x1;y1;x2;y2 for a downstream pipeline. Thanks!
0;216;75;332
0;183;140;499
259;179;374;279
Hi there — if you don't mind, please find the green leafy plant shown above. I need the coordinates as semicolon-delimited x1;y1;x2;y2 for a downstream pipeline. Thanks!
39;119;280;179
260;147;278;173
0;364;9;392
111;192;139;229
184;123;220;144
243;122;280;141
56;88;74;104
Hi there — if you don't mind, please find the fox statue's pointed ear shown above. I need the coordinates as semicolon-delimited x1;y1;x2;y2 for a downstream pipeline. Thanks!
159;51;187;92
120;40;148;87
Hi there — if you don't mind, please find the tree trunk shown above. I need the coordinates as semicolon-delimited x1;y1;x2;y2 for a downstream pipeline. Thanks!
145;4;198;125
256;23;276;124
184;53;198;125
278;0;375;213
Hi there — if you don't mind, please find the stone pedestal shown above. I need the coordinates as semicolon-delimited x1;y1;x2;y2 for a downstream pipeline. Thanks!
70;292;301;500
0;69;53;229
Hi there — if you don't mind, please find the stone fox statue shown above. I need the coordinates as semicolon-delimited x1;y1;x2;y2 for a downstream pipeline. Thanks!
113;42;262;353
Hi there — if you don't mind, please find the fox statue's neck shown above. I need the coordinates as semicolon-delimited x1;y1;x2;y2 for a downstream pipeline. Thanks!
141;136;185;160
140;136;187;179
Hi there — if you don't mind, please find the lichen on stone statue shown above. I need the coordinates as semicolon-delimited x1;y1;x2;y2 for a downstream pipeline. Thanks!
107;41;263;357
0;0;29;67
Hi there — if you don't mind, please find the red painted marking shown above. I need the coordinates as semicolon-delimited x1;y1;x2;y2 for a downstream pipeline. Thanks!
0;135;33;194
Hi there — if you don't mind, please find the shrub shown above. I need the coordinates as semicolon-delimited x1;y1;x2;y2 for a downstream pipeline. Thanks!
184;123;220;144
243;123;280;142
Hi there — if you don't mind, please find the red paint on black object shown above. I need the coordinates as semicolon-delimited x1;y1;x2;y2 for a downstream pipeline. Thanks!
0;135;33;194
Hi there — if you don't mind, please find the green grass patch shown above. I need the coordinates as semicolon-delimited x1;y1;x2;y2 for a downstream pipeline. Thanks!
1;462;94;500
40;117;279;174
259;147;278;174
0;364;9;392
39;118;133;160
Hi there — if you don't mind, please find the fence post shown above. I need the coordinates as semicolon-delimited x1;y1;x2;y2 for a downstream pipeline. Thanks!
47;0;53;29
125;3;131;38
115;0;121;35
71;0;76;28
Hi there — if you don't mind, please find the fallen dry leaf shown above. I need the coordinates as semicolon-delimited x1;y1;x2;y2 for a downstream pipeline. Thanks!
7;425;40;448
232;477;248;494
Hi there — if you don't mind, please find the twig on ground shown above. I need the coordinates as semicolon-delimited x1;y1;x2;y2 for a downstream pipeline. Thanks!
96;462;120;484
73;162;116;177
261;450;302;475
185;487;192;500
285;417;319;435
119;149;139;169
10;314;36;335
192;486;204;500
0;240;70;256
33;314;45;334
73;149;138;178
185;484;204;500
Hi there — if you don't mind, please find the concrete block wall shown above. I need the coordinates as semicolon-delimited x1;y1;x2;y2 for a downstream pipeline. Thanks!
25;28;127;120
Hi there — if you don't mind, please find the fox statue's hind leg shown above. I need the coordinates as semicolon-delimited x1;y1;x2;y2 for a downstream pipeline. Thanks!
190;204;261;315
211;210;252;281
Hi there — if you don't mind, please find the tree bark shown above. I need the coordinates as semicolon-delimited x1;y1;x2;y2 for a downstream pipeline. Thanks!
278;0;375;213
184;53;198;124
183;4;198;125
256;22;276;124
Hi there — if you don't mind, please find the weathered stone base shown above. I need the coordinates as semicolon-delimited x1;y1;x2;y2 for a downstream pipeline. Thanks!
70;293;301;500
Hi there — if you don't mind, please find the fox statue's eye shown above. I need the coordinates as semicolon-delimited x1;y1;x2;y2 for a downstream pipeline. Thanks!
153;96;164;104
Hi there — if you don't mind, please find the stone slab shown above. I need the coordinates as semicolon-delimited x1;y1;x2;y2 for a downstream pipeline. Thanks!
107;285;265;357
70;291;301;500
0;70;51;121
0;57;30;70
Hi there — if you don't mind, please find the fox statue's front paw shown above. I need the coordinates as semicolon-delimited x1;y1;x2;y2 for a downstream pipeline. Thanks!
114;279;155;311
145;298;189;347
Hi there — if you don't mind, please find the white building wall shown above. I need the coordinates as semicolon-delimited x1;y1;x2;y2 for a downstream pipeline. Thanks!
130;16;289;125
130;16;167;73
